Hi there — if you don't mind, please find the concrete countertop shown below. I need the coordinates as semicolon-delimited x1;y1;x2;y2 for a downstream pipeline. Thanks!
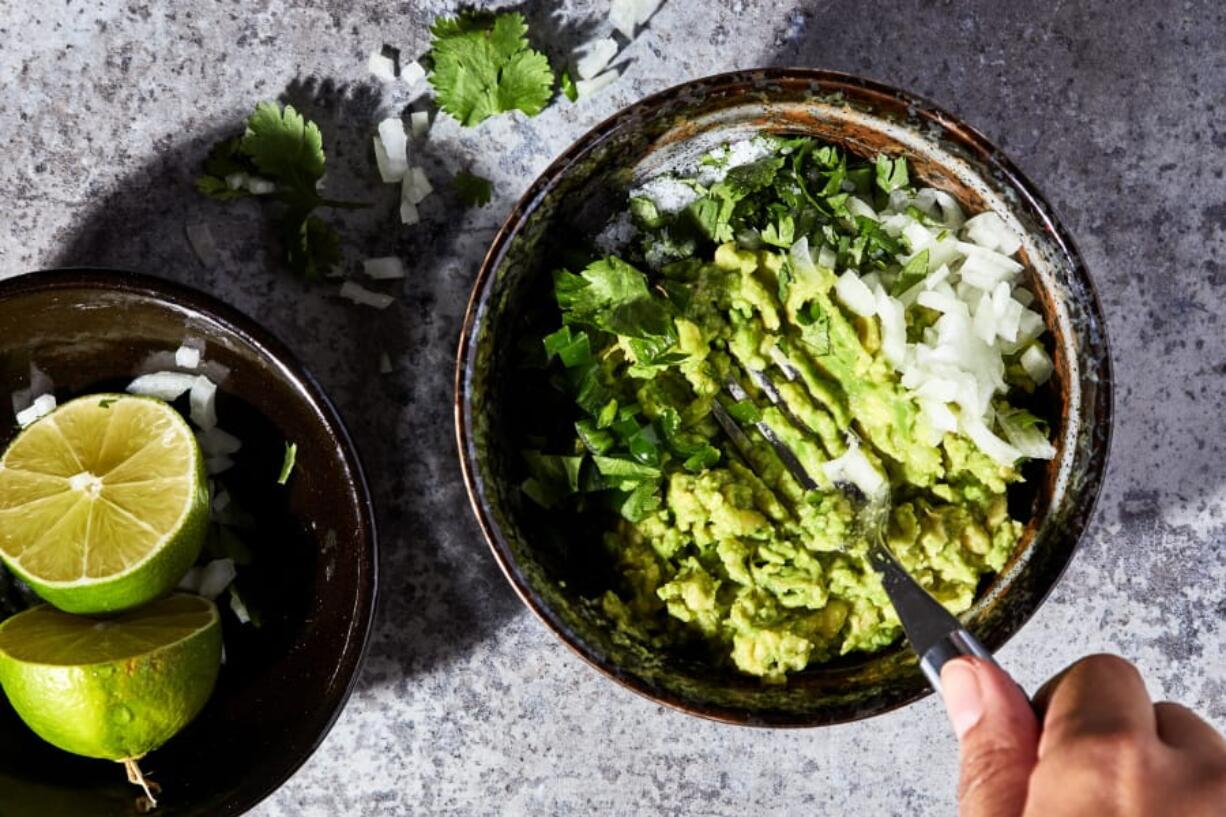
1;1;1224;814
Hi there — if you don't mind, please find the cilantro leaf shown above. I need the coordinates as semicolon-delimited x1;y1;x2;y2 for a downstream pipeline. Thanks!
618;482;662;521
286;215;342;282
875;154;910;193
890;249;930;296
277;442;298;485
761;214;795;248
554;258;653;327
452;170;493;207
685;155;785;243
241;102;325;191
560;69;578;102
196;102;366;280
428;11;555;127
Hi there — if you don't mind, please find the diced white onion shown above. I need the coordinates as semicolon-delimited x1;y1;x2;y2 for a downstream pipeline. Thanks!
1016;308;1045;344
177;567;202;594
874;287;906;367
916;289;968;316
211;489;231;514
189;375;218;430
229;585;252;624
816;243;838;271
403;166;433;204
340;281;395;309
956;241;1023;274
196;426;242;456
576;37;619;80
972;292;997;344
999;411;1057;460
924;263;952;290
822;438;886;497
788;237;815;275
401;60;426;86
1020;344;1054;385
245;177;275;195
374;118;409;183
11;363;54;416
929;188;966;229
205;455;234;475
185;223;220;267
363;256;407;280
920;398;958;436
835;271;876;317
224;172;246;190
844;196;878;221
409;110;430;139
197;558;237;600
127;371;197;401
367;50;397;82
15;393;56;427
575;69;619;98
992;282;1024;343
400;199;420;225
962;414;1022;466
175;345;201;370
964;211;1022;256
610;0;661;38
901;220;933;253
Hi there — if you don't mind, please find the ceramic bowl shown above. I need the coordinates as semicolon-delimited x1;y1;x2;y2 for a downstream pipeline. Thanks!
455;69;1111;726
0;268;378;814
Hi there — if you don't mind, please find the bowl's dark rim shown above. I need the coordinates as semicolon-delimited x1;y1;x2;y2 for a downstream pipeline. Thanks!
0;267;380;814
454;68;1113;727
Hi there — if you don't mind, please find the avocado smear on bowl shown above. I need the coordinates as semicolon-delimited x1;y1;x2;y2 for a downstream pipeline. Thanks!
524;135;1057;681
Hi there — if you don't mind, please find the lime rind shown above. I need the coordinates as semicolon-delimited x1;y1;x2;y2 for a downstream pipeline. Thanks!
0;394;209;614
0;594;222;761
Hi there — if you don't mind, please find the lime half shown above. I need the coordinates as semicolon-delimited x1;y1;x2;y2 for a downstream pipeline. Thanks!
0;394;208;614
0;593;222;764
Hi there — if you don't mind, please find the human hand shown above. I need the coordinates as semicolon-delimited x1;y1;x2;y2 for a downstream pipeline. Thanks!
940;653;1226;816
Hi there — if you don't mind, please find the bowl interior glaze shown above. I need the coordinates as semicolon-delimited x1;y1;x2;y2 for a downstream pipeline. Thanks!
0;269;377;814
457;70;1111;726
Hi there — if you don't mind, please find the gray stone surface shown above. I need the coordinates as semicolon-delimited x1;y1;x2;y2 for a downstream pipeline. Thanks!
2;0;1225;814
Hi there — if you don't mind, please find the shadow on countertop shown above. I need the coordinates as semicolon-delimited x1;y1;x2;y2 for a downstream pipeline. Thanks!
48;75;524;693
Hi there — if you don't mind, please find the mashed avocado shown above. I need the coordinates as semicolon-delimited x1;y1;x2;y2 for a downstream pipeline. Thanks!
528;136;1052;681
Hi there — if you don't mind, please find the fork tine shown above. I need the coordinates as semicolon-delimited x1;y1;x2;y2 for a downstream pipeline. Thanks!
718;373;819;492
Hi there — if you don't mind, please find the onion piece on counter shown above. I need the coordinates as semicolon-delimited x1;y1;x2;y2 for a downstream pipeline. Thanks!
340;281;395;309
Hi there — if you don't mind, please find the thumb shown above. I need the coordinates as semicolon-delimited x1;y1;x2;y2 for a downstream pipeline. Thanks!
940;657;1041;817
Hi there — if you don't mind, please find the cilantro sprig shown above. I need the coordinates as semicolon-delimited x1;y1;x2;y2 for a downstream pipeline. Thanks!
196;102;367;279
428;11;555;127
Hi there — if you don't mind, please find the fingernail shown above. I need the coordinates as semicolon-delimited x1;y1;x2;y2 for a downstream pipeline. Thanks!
941;659;984;739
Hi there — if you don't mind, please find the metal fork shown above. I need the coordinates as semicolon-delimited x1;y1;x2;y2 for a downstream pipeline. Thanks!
709;362;999;693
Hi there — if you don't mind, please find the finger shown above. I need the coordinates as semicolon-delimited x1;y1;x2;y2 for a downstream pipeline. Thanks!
1154;701;1226;753
941;657;1040;817
1035;654;1155;756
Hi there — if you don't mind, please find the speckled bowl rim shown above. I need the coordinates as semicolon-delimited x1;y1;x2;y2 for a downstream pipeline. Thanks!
455;69;1113;727
0;267;380;812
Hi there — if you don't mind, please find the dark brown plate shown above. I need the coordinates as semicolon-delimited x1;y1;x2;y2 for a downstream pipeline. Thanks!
455;69;1112;726
0;268;378;814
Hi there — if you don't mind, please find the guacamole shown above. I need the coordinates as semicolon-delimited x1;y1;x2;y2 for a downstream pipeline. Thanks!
526;136;1054;681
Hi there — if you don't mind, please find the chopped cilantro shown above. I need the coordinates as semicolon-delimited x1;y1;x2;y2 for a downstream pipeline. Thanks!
875;153;910;193
277;442;297;485
560;69;578;102
196;102;366;279
428;11;555;127
890;249;930;297
452;170;493;207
